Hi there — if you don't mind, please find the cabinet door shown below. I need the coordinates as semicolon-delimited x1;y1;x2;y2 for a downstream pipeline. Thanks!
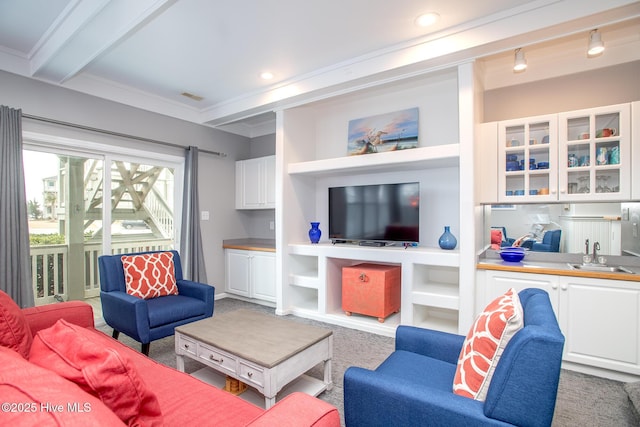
263;156;276;208
558;277;640;374
483;270;559;315
241;158;264;208
558;104;630;201
632;102;640;200
251;252;276;302
226;251;250;296
498;115;558;203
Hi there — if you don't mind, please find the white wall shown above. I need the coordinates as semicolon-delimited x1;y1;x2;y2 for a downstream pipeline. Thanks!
0;70;250;291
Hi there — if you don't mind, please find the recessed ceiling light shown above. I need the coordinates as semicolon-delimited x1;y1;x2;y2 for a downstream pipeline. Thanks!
260;71;274;80
415;12;440;28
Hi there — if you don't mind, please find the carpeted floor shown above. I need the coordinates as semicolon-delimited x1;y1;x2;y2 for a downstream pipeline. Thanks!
98;298;640;426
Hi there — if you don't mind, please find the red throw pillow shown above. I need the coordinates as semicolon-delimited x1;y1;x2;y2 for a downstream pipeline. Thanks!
490;229;502;250
121;252;178;299
0;346;125;426
29;319;163;426
0;290;32;358
453;288;523;401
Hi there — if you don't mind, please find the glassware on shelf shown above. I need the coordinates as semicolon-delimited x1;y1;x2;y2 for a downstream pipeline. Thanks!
596;175;611;193
577;176;590;193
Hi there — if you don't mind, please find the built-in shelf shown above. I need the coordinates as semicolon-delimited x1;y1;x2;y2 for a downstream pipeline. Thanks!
288;243;461;266
288;274;319;289
287;144;460;177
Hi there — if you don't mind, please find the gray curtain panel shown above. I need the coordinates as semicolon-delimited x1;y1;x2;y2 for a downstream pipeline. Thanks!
0;106;34;307
180;146;208;283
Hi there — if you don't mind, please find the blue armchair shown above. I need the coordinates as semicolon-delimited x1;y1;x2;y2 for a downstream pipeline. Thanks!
532;229;562;252
98;250;214;355
343;288;564;427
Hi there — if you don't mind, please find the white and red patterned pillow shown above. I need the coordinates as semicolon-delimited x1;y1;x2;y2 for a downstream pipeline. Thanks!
453;287;523;401
122;252;178;299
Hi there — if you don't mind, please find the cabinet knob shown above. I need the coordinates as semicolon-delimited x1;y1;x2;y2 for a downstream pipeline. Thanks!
248;372;253;378
184;344;189;349
560;283;568;291
210;355;223;363
359;273;368;282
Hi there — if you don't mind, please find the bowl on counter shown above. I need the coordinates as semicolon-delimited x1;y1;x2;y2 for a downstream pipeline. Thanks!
498;247;526;262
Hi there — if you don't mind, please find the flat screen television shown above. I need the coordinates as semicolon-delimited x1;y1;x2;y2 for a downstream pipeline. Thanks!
329;182;420;244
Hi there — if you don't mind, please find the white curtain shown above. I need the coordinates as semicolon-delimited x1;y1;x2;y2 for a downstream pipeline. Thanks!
180;146;208;283
0;106;34;307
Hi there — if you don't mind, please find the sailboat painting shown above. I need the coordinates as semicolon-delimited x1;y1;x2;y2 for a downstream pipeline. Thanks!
347;107;419;156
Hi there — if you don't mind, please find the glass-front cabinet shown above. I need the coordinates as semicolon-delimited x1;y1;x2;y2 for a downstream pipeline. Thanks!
498;115;557;202
558;104;630;201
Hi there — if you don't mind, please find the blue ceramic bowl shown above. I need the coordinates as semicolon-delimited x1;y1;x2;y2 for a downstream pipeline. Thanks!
506;161;519;171
499;247;526;262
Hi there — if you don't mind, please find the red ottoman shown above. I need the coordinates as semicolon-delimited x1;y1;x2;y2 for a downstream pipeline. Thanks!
342;263;401;323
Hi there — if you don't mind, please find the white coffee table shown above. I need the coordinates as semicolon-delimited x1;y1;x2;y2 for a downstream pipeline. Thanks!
175;309;333;408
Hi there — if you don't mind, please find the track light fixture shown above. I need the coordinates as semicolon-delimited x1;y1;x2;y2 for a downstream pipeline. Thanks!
587;29;604;57
513;48;527;72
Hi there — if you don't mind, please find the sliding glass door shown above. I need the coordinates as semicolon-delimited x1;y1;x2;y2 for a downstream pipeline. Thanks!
23;144;180;306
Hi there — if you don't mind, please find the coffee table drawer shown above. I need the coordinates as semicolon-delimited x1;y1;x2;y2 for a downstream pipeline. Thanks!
239;361;264;387
199;345;236;374
177;335;197;356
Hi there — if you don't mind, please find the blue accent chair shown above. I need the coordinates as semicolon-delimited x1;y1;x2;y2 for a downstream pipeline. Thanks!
98;250;214;355
343;288;564;427
532;229;562;252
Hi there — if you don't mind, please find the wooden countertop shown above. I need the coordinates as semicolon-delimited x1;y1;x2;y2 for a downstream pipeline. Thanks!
222;238;276;252
477;259;640;282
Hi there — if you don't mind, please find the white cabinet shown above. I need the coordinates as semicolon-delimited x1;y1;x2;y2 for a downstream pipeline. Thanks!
492;103;632;203
479;269;640;377
498;114;558;202
559;276;640;376
558;104;631;201
235;155;275;209
225;249;275;302
631;101;640;200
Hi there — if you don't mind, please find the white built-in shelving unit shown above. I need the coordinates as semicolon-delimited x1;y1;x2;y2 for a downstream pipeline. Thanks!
274;64;480;336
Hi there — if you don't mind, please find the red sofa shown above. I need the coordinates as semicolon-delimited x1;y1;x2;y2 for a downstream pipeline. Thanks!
0;291;340;426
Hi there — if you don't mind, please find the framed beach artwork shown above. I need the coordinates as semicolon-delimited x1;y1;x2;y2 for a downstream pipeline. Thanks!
347;107;419;156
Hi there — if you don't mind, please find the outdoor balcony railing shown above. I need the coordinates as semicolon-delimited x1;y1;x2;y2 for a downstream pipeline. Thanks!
30;238;173;305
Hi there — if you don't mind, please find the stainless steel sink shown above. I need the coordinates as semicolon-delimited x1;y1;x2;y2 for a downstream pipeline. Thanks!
567;263;635;274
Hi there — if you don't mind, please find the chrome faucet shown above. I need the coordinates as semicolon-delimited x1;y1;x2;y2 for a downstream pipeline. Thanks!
584;239;589;256
592;241;600;264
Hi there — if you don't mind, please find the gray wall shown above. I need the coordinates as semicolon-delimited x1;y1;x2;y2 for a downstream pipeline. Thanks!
0;70;250;291
484;61;640;122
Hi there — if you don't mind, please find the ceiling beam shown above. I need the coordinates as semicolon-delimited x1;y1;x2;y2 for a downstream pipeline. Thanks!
31;0;175;83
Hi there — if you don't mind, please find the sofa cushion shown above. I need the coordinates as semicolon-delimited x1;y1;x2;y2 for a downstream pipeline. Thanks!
0;346;125;426
146;294;208;327
0;290;32;358
29;319;163;426
453;288;523;401
122;252;178;299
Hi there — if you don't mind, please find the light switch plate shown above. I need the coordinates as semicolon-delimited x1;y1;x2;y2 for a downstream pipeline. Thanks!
201;211;210;221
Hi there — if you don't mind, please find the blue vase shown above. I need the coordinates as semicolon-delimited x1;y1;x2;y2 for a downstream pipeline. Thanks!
308;222;321;244
438;226;457;250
